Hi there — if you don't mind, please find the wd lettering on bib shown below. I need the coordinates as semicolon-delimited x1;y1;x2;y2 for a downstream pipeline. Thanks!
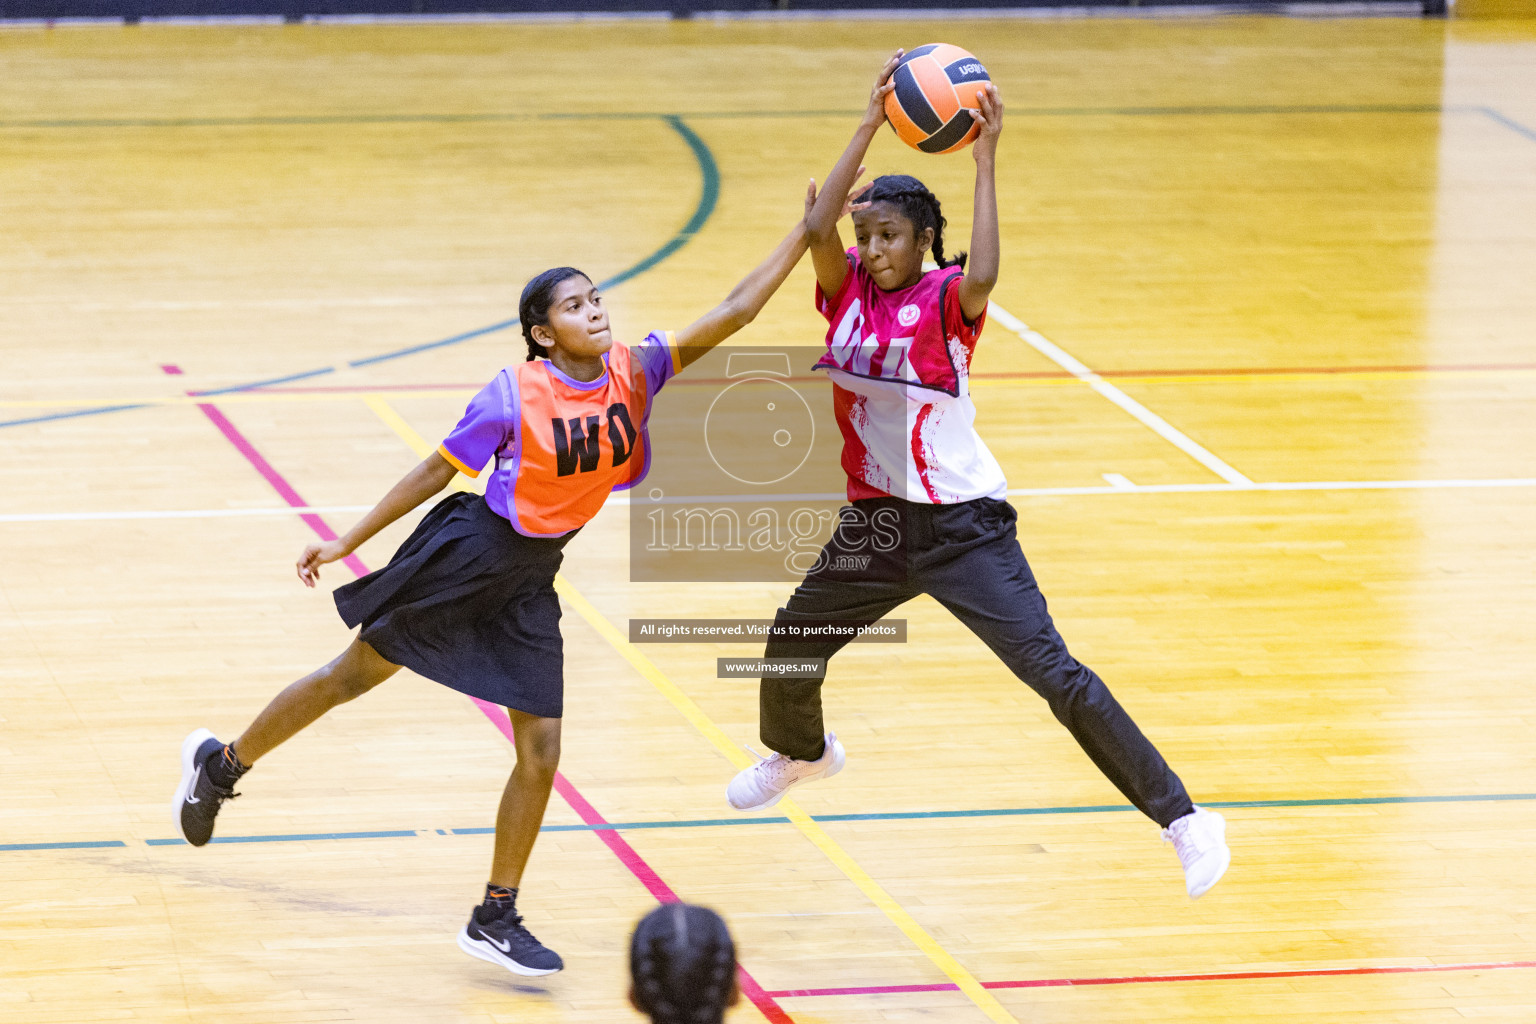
552;404;639;476
553;415;602;476
436;334;682;537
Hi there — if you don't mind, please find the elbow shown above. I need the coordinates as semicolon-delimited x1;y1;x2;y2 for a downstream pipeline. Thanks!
805;217;837;247
966;271;998;295
721;299;755;333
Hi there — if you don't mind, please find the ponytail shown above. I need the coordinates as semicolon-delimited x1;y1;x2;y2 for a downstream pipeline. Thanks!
857;174;967;271
629;903;736;1024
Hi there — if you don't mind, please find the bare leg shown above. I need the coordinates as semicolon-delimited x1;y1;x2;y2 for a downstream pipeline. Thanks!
488;710;561;889
232;637;400;764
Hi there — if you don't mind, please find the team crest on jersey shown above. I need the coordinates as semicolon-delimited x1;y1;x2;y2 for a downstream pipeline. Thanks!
897;304;921;327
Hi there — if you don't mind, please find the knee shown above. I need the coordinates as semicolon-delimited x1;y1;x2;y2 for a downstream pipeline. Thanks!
1014;630;1095;707
516;727;561;779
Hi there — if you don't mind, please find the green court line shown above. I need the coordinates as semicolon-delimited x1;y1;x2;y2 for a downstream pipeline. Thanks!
0;103;1452;131
0;113;718;429
11;791;1534;853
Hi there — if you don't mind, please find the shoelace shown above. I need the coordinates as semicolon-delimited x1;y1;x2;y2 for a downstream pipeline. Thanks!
1161;816;1207;860
492;912;548;951
745;748;797;781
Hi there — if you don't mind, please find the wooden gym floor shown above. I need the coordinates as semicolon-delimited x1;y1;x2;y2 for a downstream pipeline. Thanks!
2;13;1534;1024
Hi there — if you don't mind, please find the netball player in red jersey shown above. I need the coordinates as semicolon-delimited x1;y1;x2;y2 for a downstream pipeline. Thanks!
726;53;1231;899
171;193;827;977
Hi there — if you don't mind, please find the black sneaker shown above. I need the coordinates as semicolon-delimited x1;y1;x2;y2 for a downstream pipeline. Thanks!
173;728;239;846
457;903;564;976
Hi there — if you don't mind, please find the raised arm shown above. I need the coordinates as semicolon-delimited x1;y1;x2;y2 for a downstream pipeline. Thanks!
296;452;457;586
956;84;1003;322
806;50;903;299
671;216;810;370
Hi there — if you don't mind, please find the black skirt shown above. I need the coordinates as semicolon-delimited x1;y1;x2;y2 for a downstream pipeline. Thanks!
333;492;574;718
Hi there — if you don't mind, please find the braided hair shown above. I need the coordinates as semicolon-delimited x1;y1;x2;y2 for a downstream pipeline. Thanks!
855;174;967;270
629;903;737;1024
518;266;591;362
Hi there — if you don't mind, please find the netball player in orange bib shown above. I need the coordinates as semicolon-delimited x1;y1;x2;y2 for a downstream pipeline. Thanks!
170;192;826;977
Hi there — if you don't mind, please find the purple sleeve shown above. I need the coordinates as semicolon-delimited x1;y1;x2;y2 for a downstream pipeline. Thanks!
633;331;681;400
438;373;512;478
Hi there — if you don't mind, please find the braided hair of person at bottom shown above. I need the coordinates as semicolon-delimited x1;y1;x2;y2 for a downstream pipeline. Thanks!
629;903;737;1024
518;266;592;362
854;173;968;271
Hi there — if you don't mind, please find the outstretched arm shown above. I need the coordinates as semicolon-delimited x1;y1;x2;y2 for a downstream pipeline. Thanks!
806;50;903;299
671;215;810;370
957;84;1003;322
296;452;457;586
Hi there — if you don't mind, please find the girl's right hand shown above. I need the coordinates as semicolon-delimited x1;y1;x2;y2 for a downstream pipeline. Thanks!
297;539;351;588
862;50;903;129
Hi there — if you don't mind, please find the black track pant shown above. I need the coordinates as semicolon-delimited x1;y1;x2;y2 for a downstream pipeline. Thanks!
760;496;1194;828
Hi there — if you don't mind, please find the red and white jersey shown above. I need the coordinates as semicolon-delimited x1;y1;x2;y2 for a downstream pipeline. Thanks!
814;251;1007;504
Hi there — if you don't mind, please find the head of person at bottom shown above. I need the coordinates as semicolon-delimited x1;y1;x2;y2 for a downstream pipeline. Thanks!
629;902;740;1024
519;266;611;367
849;174;968;292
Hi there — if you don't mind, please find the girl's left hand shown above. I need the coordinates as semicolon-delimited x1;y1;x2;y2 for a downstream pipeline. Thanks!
969;83;1004;161
805;164;871;221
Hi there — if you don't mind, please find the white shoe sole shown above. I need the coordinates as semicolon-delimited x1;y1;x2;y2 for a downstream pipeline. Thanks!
171;728;216;843
729;737;846;812
456;926;562;977
1188;810;1230;900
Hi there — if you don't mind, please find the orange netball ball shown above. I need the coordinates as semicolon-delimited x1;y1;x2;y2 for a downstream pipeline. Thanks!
884;44;991;155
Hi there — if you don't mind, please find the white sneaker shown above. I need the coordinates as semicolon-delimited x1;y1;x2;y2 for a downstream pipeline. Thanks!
1163;805;1230;899
726;733;846;811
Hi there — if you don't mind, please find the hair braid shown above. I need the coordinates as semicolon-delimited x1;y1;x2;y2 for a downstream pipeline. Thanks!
857;174;967;271
629;903;737;1024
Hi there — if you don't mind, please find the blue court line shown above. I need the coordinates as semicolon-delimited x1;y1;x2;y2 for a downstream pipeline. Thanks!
11;791;1535;853
1479;107;1536;144
144;829;418;846
0;402;153;429
5;99;1529;433
0;114;719;425
187;365;339;397
0;839;128;852
346;317;521;370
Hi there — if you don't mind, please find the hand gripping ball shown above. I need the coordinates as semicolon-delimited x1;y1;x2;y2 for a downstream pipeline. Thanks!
884;44;992;155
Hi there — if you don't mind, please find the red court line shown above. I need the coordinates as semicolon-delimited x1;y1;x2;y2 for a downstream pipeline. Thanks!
195;400;794;1024
195;403;372;579
767;958;1536;998
255;360;1536;394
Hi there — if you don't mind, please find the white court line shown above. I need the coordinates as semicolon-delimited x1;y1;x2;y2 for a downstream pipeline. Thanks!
1007;478;1536;497
986;301;1255;486
0;505;372;523
5;479;1534;524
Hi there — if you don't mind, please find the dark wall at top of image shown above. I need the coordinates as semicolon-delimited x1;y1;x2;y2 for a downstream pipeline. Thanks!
0;0;1427;21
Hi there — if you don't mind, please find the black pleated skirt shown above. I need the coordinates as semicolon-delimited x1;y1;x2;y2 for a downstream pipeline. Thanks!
333;492;574;718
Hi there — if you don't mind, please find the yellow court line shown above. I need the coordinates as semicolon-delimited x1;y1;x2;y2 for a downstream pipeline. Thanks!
550;582;1019;1024
362;395;1019;1024
362;395;477;492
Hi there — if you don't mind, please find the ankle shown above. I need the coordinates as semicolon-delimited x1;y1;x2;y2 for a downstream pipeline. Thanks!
205;743;251;789
482;884;518;912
